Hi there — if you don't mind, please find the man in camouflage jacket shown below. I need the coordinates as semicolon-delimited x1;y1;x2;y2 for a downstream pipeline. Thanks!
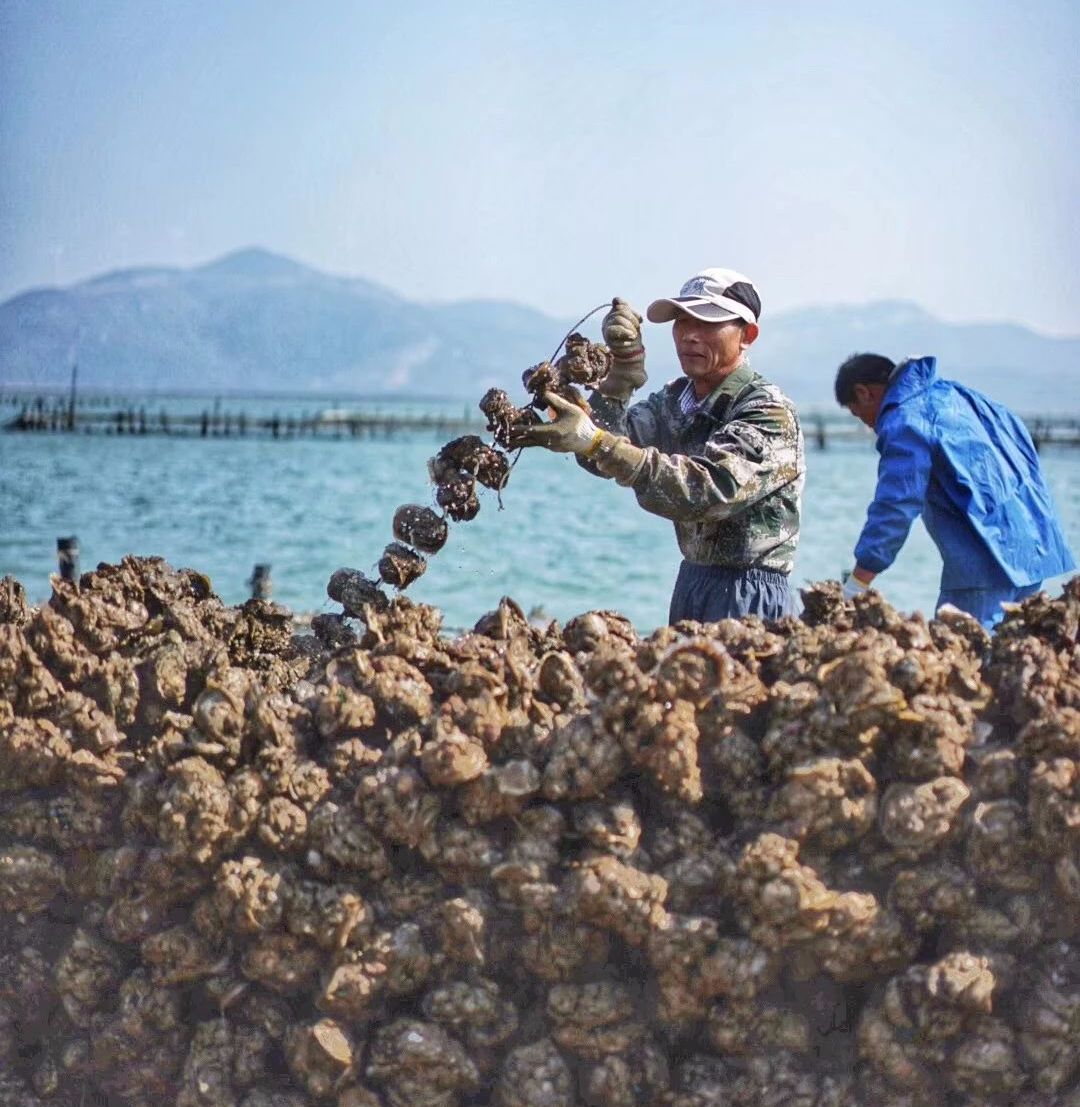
514;268;804;624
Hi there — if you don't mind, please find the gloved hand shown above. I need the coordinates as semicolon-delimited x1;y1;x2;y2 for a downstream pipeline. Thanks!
841;571;869;601
598;297;647;401
510;392;605;455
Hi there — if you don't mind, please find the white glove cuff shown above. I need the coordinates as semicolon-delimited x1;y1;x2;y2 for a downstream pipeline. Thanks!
569;416;602;455
841;574;869;601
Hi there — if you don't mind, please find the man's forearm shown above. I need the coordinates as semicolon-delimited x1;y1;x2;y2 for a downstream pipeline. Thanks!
577;390;660;478
587;391;632;436
590;431;649;485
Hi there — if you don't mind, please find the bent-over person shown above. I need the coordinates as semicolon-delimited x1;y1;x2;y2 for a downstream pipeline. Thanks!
835;352;1075;627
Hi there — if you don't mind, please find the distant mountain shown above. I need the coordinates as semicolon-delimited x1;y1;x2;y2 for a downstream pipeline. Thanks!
0;248;564;398
755;301;1080;411
2;248;1077;411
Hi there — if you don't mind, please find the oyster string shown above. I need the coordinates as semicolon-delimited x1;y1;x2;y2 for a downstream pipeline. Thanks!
548;302;611;364
497;300;614;500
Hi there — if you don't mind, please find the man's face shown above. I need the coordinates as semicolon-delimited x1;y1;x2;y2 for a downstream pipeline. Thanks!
672;313;756;391
846;384;885;429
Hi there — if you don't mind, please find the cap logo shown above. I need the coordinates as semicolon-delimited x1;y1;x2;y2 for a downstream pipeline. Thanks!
681;276;713;297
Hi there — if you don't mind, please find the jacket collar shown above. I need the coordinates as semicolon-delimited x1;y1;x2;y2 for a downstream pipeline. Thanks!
667;358;755;413
882;355;937;412
709;358;755;402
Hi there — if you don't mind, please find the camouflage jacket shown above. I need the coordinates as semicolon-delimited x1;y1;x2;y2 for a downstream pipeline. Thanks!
581;361;805;573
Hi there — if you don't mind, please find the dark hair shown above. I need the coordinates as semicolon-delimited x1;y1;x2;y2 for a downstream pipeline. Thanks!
834;353;895;405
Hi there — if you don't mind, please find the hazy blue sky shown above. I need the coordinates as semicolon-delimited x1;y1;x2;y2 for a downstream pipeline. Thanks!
2;0;1078;333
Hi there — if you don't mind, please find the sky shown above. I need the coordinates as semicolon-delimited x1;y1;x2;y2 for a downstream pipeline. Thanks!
1;0;1078;334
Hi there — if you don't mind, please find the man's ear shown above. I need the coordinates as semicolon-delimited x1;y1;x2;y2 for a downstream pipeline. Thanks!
741;322;760;348
852;382;869;405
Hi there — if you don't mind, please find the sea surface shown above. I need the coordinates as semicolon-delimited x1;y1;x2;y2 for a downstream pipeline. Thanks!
2;410;1078;633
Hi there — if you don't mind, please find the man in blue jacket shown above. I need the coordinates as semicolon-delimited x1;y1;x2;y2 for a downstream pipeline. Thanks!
836;352;1075;627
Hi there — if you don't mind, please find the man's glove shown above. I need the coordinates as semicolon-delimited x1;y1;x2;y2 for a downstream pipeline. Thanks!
511;392;650;483
841;571;870;601
510;392;605;455
598;297;647;401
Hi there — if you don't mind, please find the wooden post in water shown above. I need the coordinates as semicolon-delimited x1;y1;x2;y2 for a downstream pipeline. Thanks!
57;537;79;582
249;564;272;600
67;363;77;431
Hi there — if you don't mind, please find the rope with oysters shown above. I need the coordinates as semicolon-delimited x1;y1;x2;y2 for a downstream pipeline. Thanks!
328;303;615;616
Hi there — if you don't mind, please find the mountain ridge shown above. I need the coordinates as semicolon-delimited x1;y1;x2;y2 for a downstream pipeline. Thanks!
2;248;1078;410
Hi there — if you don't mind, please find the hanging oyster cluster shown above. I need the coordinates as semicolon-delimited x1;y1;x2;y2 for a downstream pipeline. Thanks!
335;333;613;606
3;557;1079;1107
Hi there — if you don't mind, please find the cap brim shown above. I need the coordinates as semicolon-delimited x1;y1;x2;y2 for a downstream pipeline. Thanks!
646;297;744;324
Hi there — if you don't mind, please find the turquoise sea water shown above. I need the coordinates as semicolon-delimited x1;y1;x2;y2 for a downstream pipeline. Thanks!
1;422;1077;632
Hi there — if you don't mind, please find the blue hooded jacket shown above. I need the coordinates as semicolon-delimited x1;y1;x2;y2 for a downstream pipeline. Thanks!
854;356;1075;590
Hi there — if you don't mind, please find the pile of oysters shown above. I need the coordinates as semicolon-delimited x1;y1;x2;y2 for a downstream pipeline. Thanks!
2;557;1078;1107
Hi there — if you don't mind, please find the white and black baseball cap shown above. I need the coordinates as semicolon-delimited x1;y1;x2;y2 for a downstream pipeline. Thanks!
646;268;761;326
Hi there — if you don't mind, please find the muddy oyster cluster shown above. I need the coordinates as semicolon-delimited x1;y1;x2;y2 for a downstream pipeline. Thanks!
483;330;612;451
328;332;612;612
3;560;1079;1107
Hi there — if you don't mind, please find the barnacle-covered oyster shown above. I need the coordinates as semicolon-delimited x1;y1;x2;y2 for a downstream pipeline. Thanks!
0;845;65;914
366;1018;478;1107
0;574;28;625
479;388;542;449
495;1038;573;1107
284;1018;355;1099
435;475;480;522
378;542;428;590
327;567;389;615
391;505;450;555
429;435;510;490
